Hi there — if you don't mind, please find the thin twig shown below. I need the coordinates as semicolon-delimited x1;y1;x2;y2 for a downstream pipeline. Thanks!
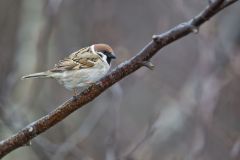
0;0;238;158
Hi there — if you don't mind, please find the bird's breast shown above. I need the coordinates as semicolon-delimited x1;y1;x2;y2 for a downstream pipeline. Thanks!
51;62;110;90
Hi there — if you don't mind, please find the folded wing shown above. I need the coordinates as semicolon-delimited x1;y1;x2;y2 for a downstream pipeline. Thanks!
51;47;100;72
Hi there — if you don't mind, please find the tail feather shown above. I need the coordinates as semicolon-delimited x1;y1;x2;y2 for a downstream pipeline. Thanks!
21;72;50;80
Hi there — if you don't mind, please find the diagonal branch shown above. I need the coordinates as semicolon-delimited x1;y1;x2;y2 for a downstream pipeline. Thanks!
0;0;238;158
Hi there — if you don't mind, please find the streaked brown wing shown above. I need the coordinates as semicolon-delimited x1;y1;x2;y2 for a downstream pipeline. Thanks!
50;47;100;72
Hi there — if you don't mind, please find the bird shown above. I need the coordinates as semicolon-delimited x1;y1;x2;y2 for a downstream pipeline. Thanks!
22;44;116;97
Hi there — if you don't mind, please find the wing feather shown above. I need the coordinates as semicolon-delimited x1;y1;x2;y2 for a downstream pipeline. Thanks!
50;46;100;72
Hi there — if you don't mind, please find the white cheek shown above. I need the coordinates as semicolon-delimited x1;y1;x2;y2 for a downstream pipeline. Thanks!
102;55;107;62
97;52;108;64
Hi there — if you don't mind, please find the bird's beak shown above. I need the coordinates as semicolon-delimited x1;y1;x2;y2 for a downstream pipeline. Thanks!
111;53;116;59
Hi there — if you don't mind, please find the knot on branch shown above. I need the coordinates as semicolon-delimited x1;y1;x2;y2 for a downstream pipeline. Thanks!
152;35;162;43
190;24;199;34
140;61;155;70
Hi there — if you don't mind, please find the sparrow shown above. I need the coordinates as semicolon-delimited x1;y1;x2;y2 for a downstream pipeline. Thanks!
22;44;116;97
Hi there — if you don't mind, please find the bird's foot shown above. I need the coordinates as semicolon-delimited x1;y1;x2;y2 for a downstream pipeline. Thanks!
84;81;95;86
73;95;78;101
72;88;78;101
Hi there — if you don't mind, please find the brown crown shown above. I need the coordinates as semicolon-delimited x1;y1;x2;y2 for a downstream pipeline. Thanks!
94;44;114;54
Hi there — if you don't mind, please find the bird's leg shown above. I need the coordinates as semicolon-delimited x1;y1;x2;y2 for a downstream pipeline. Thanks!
73;88;78;100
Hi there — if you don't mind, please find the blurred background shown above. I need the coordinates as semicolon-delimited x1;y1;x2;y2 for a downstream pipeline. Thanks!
0;0;240;159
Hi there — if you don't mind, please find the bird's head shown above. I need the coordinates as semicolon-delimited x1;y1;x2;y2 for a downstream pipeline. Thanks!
92;44;116;65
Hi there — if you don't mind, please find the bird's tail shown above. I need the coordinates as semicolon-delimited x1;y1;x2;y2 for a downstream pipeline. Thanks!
21;71;50;80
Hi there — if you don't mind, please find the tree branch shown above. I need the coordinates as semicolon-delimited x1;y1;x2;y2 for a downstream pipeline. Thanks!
0;0;238;158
